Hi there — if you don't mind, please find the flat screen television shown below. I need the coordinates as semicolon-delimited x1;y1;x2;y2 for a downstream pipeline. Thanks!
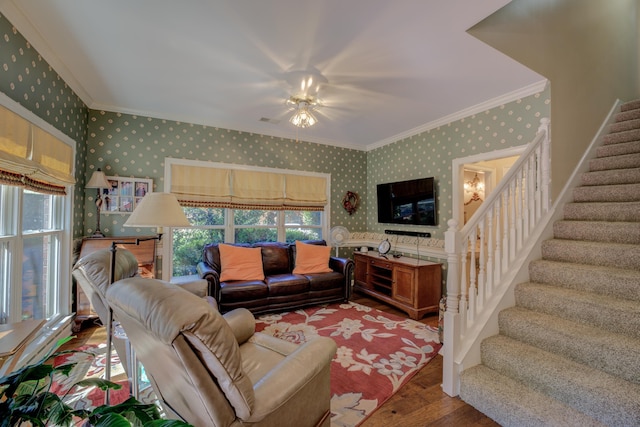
377;177;437;226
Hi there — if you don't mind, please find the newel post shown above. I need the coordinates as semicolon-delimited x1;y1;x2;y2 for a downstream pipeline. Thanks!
442;218;461;396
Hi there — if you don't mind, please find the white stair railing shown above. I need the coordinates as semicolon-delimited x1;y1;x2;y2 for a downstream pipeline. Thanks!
442;118;551;396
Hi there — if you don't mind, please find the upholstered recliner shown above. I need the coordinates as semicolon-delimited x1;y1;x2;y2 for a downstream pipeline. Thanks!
72;248;209;376
106;277;337;427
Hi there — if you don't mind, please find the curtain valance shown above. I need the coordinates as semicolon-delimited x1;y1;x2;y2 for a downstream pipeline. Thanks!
169;163;327;211
0;105;75;194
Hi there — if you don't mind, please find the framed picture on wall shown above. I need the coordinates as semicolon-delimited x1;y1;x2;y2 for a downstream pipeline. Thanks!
101;176;153;213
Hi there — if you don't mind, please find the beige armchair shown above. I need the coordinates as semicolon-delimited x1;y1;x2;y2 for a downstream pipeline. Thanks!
106;277;337;427
72;248;210;377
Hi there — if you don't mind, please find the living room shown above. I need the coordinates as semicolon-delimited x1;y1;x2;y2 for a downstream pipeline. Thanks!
0;1;637;426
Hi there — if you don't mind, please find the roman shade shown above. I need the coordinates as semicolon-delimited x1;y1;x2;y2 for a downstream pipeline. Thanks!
169;162;327;211
0;105;75;194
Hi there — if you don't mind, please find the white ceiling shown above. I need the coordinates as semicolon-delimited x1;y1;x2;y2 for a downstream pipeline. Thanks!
2;0;545;150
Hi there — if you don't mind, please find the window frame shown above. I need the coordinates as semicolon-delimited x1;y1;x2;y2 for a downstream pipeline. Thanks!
162;158;330;280
0;92;75;371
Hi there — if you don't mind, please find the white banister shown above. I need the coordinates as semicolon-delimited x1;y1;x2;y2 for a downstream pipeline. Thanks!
442;118;551;396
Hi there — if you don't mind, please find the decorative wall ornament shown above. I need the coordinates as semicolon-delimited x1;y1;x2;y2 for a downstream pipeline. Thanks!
342;191;360;215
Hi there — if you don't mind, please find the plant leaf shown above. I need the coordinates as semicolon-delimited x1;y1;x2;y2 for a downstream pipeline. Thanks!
74;377;123;391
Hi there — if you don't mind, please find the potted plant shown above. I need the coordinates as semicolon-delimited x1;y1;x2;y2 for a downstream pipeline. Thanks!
0;337;191;427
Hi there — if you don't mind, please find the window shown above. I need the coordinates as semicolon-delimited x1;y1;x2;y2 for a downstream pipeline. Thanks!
0;95;74;370
164;159;330;280
0;187;65;323
170;208;324;278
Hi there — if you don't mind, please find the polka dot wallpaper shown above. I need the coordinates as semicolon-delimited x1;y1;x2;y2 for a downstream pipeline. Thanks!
368;87;551;240
1;12;550;255
85;112;367;238
0;13;89;239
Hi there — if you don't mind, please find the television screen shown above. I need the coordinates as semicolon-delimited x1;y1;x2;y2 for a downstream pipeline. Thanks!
377;177;437;226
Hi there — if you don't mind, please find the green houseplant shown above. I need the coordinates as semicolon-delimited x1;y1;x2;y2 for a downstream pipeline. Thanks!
0;337;191;427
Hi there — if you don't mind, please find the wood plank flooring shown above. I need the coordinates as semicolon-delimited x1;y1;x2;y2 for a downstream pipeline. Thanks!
63;292;498;426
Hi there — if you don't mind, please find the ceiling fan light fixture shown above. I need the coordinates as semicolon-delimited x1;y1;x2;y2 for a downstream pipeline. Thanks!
288;97;318;128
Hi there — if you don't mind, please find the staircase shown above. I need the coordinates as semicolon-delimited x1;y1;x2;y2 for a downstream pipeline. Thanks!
458;99;640;426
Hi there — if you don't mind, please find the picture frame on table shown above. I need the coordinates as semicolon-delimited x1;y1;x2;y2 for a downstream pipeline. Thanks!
101;176;153;214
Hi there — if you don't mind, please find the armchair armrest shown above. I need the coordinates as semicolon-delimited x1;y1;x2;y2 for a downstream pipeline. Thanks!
243;336;337;423
223;308;255;345
197;261;220;300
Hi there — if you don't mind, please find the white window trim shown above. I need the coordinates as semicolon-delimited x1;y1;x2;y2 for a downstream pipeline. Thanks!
0;91;75;368
162;158;331;280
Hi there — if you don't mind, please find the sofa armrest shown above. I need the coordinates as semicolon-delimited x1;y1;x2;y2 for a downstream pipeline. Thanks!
223;308;255;345
197;261;220;300
330;256;354;301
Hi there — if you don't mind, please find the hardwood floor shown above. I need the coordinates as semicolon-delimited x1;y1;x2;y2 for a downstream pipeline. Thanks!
63;292;498;426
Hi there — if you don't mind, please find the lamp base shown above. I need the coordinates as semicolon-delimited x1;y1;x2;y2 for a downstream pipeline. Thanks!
91;230;106;238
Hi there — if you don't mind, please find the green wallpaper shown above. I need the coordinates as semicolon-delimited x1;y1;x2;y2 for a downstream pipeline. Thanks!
85;112;367;237
0;13;89;239
1;10;550;254
367;88;550;240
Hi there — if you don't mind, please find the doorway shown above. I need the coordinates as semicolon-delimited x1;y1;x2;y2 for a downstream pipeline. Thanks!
452;146;525;226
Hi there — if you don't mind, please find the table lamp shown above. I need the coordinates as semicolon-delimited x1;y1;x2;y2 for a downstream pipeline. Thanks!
103;192;190;403
85;169;111;237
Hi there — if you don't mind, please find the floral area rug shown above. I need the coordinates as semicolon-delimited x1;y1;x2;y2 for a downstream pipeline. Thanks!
50;302;441;427
255;301;442;427
50;343;154;410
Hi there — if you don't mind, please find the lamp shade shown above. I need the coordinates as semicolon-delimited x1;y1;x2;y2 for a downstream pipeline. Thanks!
124;192;190;228
86;169;110;189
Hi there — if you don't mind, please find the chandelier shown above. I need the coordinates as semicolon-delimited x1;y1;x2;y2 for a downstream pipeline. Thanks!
287;97;318;128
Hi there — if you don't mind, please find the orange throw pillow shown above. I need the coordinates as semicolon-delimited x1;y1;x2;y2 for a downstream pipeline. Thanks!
293;241;332;274
219;244;265;282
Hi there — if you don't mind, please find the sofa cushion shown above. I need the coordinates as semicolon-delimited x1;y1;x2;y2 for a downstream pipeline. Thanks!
293;241;332;274
254;242;291;276
305;271;344;291
220;280;268;303
265;274;309;296
203;242;251;273
219;244;265;282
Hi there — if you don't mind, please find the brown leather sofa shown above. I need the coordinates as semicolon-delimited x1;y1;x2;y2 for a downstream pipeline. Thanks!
197;240;353;314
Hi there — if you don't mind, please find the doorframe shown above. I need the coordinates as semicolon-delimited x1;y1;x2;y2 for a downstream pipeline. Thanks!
452;145;527;226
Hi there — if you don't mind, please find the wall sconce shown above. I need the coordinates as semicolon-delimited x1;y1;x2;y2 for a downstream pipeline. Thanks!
464;172;485;206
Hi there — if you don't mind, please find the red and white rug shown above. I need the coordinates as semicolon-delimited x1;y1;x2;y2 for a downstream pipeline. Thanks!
52;302;441;427
255;302;442;427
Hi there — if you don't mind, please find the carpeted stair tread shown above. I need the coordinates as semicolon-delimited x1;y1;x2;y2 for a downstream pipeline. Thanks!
529;259;640;301
563;200;640;221
514;282;640;339
615;107;640;123
609;117;640;133
553;220;640;244
582;153;640;175
498;306;640;384
580;167;640;186
602;127;640;144
620;99;640;112
596;140;640;158
479;335;640;426
541;239;640;271
583;153;640;173
459;365;606;427
572;182;640;202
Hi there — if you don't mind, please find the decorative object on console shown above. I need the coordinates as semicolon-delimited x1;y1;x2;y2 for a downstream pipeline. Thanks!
102;192;190;403
341;190;360;215
328;225;350;257
378;238;391;255
85;168;110;237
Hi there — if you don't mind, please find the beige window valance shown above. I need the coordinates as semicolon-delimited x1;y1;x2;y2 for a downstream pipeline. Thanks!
170;163;327;211
0;105;75;194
